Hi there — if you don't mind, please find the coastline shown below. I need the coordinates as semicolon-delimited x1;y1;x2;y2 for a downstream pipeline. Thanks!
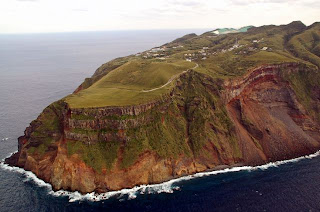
1;149;320;202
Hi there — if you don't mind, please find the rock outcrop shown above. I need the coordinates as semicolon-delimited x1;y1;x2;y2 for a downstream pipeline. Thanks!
5;62;320;193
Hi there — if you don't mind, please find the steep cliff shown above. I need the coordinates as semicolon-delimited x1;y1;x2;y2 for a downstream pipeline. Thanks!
5;21;320;193
6;62;320;193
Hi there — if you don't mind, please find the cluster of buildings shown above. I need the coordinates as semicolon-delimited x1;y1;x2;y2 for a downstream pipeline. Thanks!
142;52;167;60
184;39;245;61
136;37;271;62
252;38;264;43
184;38;271;61
221;42;244;53
236;46;270;55
137;45;184;60
184;47;213;61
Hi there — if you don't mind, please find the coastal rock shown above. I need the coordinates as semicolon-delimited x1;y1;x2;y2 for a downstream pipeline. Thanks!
5;62;320;193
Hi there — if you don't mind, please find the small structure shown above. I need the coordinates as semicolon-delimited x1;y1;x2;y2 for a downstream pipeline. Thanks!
261;47;268;51
213;30;220;35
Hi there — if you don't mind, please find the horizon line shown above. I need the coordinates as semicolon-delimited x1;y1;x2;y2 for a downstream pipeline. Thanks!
0;27;215;36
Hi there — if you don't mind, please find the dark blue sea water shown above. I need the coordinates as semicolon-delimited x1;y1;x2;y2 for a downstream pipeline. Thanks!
1;30;320;212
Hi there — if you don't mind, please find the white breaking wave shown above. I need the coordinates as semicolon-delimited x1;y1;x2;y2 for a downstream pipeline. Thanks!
1;150;320;202
1;137;9;141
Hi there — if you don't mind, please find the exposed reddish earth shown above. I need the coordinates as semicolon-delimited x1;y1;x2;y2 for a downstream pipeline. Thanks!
5;63;320;193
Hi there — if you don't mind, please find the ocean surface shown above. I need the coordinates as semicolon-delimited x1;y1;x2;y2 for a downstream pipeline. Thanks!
0;29;320;212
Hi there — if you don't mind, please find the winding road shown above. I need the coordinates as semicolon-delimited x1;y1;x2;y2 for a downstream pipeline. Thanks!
141;63;198;93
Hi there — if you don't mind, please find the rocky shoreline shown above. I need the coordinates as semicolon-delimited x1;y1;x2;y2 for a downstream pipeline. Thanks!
5;62;320;193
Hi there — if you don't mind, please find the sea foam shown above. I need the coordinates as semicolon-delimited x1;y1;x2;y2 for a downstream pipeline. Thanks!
1;150;319;202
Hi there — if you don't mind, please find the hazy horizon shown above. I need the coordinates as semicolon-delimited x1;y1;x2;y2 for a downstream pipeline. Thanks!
1;0;319;34
1;20;318;36
0;28;212;36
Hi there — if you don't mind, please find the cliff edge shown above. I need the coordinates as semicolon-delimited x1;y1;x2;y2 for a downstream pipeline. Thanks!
5;21;320;193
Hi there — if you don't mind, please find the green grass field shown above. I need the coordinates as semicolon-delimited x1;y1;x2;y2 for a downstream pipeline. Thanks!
195;50;302;79
66;59;196;108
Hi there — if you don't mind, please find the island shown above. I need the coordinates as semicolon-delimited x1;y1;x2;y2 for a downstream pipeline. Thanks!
5;21;320;194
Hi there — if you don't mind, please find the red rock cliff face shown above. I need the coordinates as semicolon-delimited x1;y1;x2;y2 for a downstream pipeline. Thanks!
5;63;320;193
224;63;320;163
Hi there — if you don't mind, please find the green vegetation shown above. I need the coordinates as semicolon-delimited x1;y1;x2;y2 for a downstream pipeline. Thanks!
179;72;239;156
33;108;60;133
120;101;192;168
67;21;319;109
171;33;198;44
69;71;241;171
71;113;95;120
27;101;64;156
66;59;195;108
144;102;191;158
102;114;136;120
287;24;320;68
244;51;296;64
70;128;99;136
121;128;150;168
282;66;320;122
67;140;121;171
77;56;131;91
196;50;299;80
27;138;55;155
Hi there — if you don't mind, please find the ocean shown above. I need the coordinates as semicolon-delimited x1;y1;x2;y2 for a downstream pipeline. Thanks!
0;29;320;212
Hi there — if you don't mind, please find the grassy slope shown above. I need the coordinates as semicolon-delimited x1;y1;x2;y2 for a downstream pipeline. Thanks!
75;56;132;92
197;51;299;79
66;59;195;108
282;66;320;122
27;101;64;156
67;23;312;108
181;22;309;79
287;23;320;68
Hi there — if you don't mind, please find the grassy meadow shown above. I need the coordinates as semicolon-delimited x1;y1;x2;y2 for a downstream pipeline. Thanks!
66;59;196;108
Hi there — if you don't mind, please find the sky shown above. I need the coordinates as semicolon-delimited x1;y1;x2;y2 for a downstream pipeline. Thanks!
0;0;319;34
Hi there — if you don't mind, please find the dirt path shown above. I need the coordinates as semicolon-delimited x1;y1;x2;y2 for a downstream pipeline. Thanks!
141;63;198;93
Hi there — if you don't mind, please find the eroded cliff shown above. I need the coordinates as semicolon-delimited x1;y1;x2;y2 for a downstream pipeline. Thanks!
5;62;320;193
